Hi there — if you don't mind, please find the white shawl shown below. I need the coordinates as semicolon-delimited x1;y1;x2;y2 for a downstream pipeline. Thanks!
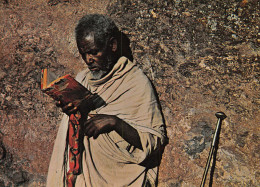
46;57;167;187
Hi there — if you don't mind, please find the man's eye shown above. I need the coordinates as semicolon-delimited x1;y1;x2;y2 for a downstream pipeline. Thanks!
90;50;98;55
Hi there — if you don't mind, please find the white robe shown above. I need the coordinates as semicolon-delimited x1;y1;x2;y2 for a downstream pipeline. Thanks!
46;57;167;187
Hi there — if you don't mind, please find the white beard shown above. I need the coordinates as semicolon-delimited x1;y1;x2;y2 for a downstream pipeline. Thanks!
90;70;108;80
89;56;114;80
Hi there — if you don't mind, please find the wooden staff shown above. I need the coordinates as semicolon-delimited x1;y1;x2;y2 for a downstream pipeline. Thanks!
200;112;227;187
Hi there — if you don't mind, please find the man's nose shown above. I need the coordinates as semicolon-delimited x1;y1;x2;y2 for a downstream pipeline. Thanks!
86;54;93;64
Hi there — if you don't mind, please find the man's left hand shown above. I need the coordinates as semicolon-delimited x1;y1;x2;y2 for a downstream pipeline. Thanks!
84;114;143;150
84;114;119;139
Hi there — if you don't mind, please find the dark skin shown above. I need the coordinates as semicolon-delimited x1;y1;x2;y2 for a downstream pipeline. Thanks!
57;35;143;150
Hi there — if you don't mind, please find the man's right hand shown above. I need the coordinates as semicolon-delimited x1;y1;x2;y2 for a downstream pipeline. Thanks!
56;94;105;118
56;97;93;118
56;101;78;116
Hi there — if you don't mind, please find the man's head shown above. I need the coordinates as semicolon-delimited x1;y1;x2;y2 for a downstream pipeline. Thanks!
75;14;120;80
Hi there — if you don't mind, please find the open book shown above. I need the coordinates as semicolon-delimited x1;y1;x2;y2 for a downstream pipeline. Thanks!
41;69;94;107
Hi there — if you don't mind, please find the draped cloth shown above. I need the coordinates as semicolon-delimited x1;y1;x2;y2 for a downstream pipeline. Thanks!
67;112;82;187
46;57;167;187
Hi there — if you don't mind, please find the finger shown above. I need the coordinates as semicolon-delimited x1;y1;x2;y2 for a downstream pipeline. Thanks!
87;114;107;123
67;106;78;115
85;125;96;137
62;103;74;113
85;115;100;124
93;129;100;139
92;124;111;139
84;122;93;132
56;101;63;107
88;114;97;118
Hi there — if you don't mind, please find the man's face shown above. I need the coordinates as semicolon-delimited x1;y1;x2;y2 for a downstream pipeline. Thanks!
78;35;114;80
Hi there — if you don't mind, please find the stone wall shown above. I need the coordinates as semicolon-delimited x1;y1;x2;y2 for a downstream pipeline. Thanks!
0;0;259;186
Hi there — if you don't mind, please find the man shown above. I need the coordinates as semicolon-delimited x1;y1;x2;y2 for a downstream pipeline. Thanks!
47;14;168;187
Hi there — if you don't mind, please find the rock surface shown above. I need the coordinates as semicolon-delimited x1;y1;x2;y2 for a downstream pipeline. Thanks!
0;0;259;186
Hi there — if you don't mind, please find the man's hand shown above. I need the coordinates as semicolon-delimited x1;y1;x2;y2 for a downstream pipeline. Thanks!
84;114;118;139
56;101;143;150
56;94;99;117
56;101;78;116
84;114;143;150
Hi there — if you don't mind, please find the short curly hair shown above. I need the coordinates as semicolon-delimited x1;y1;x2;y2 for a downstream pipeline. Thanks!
75;14;120;50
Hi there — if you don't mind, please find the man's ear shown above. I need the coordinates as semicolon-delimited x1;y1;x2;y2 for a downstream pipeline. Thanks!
109;37;117;52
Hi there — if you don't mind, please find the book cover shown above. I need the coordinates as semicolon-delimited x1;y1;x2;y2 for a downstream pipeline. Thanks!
41;69;94;107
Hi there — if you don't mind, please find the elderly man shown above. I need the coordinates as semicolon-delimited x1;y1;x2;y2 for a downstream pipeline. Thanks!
47;14;167;187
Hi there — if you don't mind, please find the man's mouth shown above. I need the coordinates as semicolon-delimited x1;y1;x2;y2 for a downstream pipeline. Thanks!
89;66;99;71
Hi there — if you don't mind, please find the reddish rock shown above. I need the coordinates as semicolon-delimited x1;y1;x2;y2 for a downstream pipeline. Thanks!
0;0;259;186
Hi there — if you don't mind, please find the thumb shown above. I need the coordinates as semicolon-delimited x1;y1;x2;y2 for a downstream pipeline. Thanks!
88;113;97;118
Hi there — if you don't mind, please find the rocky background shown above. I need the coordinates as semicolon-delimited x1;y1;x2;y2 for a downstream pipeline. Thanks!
0;0;259;186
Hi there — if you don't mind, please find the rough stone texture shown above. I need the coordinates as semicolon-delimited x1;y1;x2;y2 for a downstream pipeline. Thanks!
0;0;259;186
0;0;109;186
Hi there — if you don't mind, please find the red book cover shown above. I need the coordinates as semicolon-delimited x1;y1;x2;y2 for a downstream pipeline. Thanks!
41;69;93;107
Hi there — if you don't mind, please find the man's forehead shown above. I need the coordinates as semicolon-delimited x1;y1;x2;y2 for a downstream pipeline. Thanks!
84;33;95;43
79;34;96;52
